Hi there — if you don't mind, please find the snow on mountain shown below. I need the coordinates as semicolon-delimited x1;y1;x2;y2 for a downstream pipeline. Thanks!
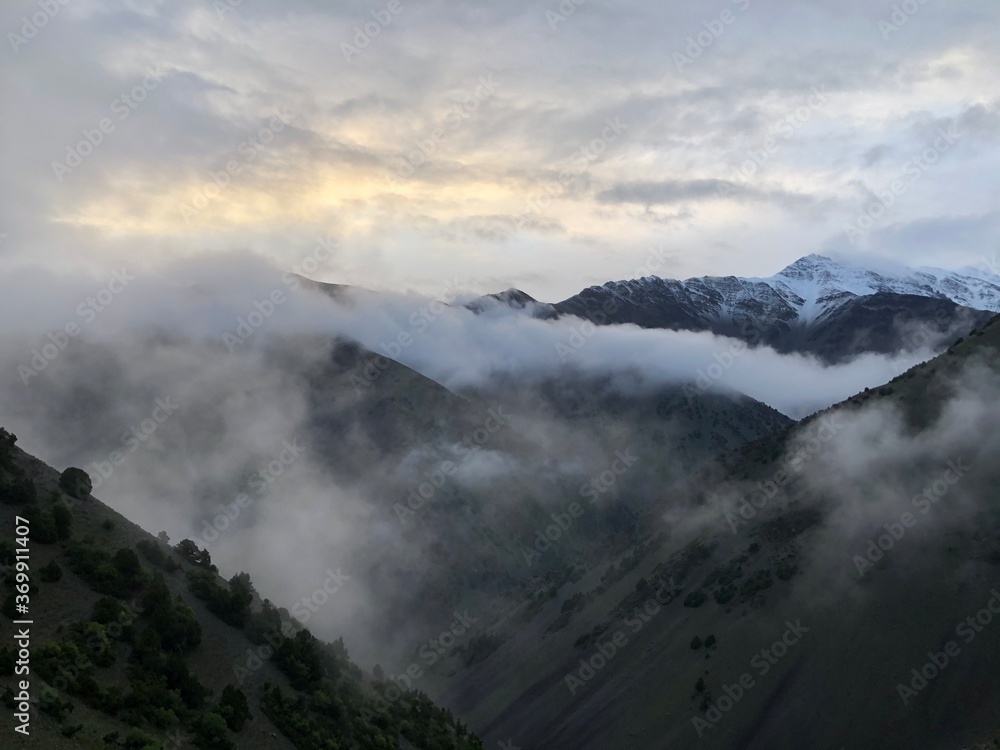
753;254;1000;322
563;254;1000;327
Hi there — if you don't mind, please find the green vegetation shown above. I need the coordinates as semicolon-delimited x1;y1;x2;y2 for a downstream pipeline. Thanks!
139;574;202;653
739;569;773;600
0;474;35;505
683;589;707;608
0;430;35;505
547;591;588;632
187;570;254;628
0;429;484;749
65;541;147;598
175;538;217;571
22;503;59;543
40;559;63;582
216;684;251;731
59;467;93;499
192;710;233;749
136;538;181;572
53;501;73;539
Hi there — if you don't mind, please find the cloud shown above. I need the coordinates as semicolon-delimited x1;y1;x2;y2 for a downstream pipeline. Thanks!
2;0;998;299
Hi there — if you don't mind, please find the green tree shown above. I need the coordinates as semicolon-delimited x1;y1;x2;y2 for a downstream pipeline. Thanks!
53;503;72;540
39;560;63;583
21;504;57;543
175;539;215;570
216;684;251;731
58;467;92;499
192;711;233;750
0;475;36;505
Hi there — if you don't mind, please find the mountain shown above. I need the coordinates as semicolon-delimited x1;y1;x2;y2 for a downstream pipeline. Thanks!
490;254;999;362
0;327;793;672
0;430;482;749
465;288;557;318
438;313;1000;750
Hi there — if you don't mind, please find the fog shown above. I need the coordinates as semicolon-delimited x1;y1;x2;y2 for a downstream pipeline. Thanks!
0;252;969;665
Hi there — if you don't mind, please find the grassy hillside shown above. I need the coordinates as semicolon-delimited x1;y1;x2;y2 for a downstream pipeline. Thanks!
0;433;482;750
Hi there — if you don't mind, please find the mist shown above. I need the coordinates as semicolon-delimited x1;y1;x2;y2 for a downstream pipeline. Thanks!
0;251;964;666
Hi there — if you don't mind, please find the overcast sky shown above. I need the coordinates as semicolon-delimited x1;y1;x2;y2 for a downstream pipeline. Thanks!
2;0;997;301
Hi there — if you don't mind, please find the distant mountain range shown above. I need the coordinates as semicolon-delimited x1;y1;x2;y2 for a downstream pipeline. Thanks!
469;254;1000;362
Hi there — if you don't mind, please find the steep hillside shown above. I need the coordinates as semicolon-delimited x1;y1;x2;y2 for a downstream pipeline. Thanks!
0;434;482;749
437;314;1000;750
2;328;792;671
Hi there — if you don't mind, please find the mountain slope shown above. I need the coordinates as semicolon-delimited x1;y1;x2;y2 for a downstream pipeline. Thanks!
0;432;483;750
438;314;1000;750
547;254;998;362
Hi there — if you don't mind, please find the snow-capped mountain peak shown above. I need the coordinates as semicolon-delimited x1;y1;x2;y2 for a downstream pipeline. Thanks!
749;254;1000;322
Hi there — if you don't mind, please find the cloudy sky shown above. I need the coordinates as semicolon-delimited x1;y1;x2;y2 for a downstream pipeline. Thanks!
2;0;998;300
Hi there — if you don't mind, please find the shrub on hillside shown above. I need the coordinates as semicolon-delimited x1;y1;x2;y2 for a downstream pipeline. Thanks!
216;684;251;731
140;575;202;653
174;539;216;571
65;542;147;597
23;504;58;543
136;539;181;572
187;570;253;629
0;475;36;505
683;590;707;608
40;559;63;582
53;502;72;540
58;467;92;499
